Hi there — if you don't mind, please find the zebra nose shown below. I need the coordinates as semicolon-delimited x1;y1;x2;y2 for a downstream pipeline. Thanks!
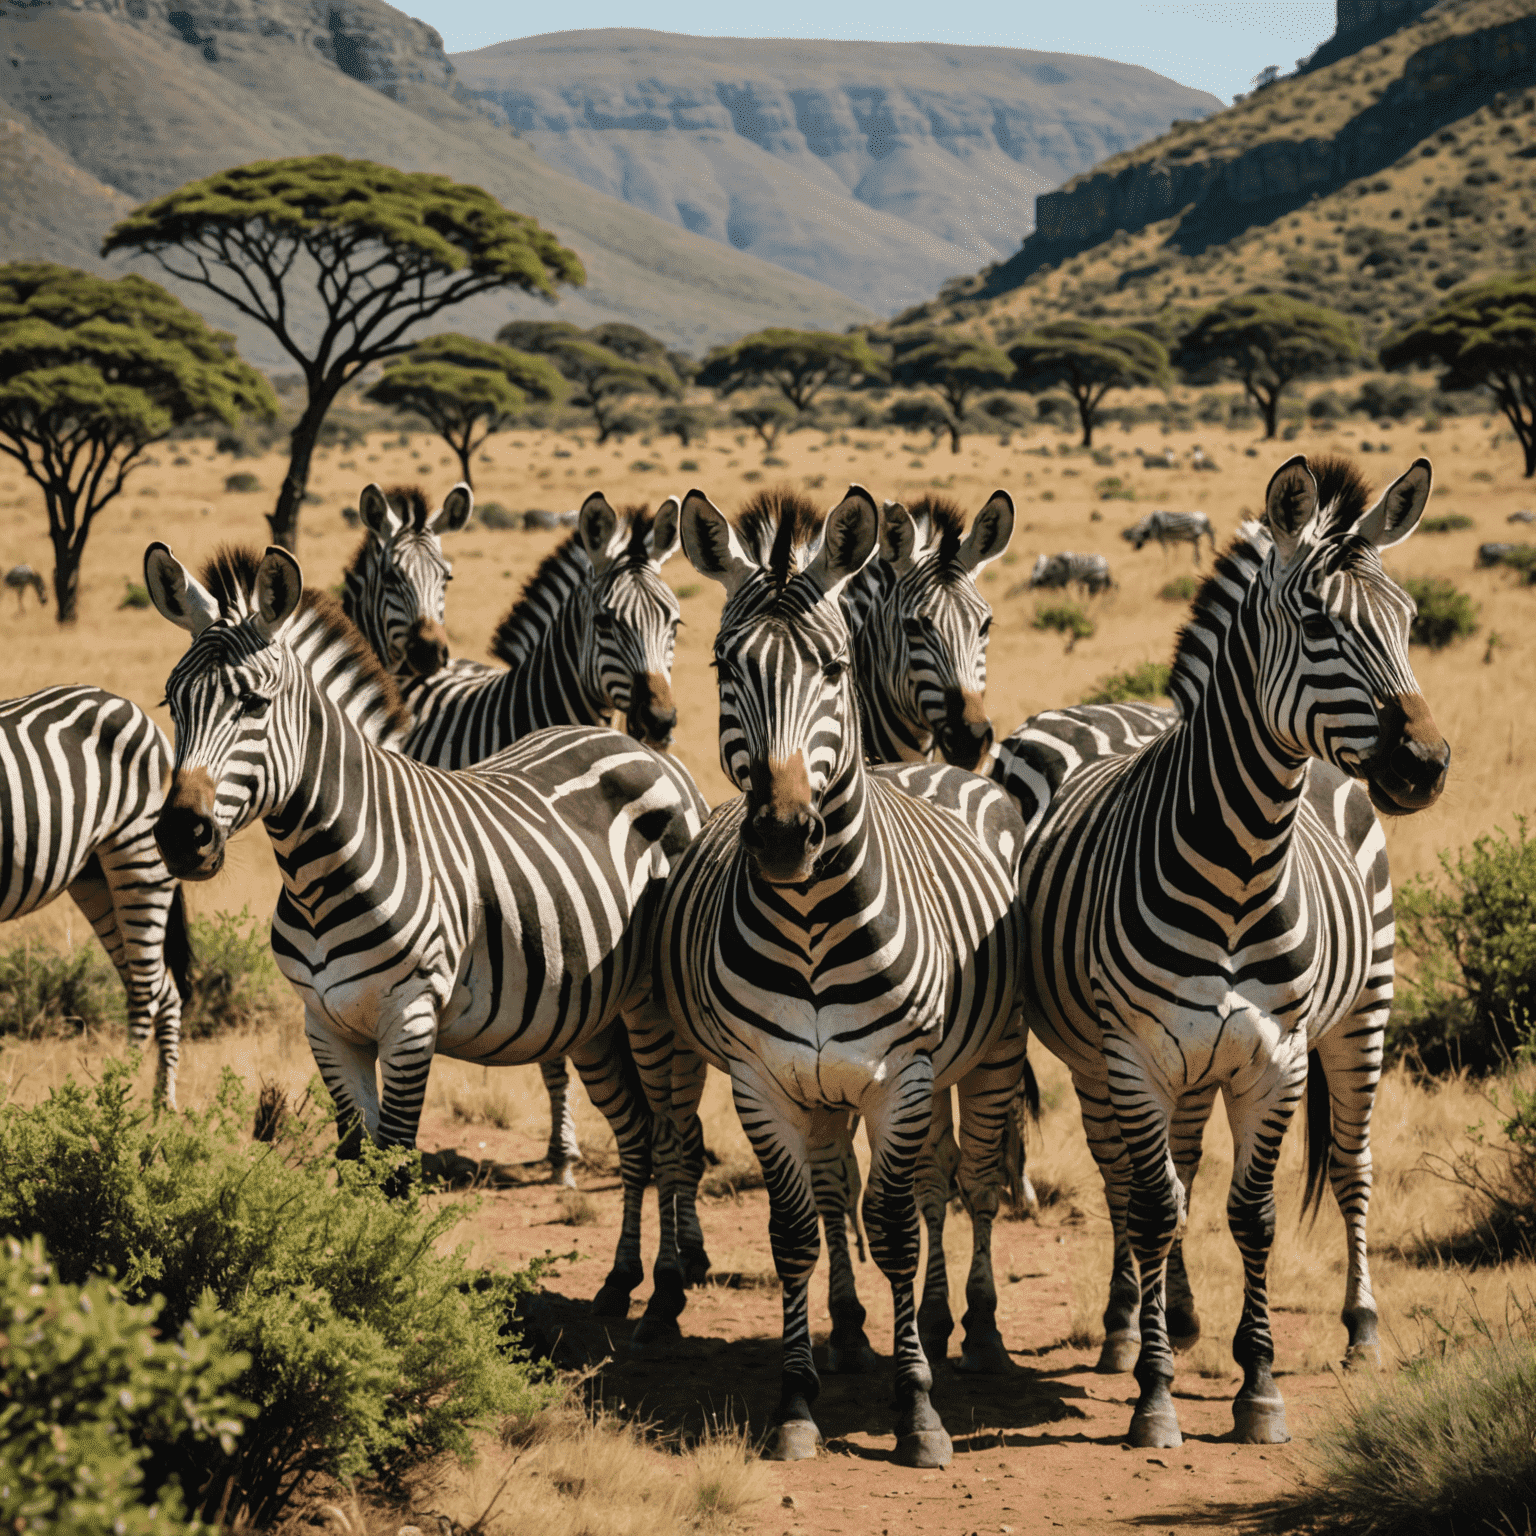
155;802;225;880
742;798;824;882
403;619;449;678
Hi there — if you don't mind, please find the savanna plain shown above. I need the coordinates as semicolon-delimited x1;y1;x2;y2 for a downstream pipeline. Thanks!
3;403;1534;1535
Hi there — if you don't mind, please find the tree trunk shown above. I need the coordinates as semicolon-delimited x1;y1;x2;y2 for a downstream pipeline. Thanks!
452;433;475;491
49;531;81;626
1255;385;1280;439
269;391;335;553
1078;393;1095;448
948;420;962;454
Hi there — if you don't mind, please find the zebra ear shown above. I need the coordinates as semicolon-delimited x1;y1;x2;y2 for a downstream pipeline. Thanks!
144;542;221;636
1358;458;1432;551
880;501;919;573
1262;456;1320;561
578;492;622;572
959;490;1014;573
810;485;880;598
359;484;402;540
251;546;304;642
434;482;474;534
680;488;755;595
649;496;681;567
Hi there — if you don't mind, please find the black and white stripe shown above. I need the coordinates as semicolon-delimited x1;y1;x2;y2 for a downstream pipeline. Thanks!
144;543;706;1324
1012;455;1449;1449
653;485;1025;1467
0;685;190;1104
1122;510;1216;563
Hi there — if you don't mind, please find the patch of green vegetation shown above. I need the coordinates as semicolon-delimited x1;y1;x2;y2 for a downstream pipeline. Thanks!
1158;575;1198;602
1094;475;1136;501
1081;661;1172;704
1032;602;1095;648
222;472;261;494
119;581;152;609
1404;575;1478;649
1420;513;1475;533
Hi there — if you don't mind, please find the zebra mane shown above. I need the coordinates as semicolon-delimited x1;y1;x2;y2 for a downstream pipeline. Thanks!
904;494;967;572
1308;455;1375;539
339;484;433;590
197;545;413;741
736;486;825;590
1166;527;1269;717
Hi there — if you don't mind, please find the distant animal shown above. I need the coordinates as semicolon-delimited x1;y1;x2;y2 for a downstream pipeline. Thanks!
1140;447;1177;469
1477;541;1531;569
1121;510;1216;564
4;565;46;613
1018;551;1114;598
1191;446;1219;472
1509;510;1535;525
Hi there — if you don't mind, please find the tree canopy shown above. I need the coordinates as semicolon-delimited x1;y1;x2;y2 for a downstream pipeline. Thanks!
1174;293;1358;439
0;262;274;622
697;328;884;414
1381;274;1536;478
889;330;1013;453
1008;319;1169;447
364;333;565;486
497;320;680;442
103;155;583;549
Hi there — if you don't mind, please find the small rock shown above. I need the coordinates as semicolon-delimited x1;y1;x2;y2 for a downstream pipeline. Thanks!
1147;1456;1167;1467
781;1494;797;1509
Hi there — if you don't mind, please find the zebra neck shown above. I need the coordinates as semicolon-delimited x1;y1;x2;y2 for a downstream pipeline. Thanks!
509;597;609;729
848;599;932;765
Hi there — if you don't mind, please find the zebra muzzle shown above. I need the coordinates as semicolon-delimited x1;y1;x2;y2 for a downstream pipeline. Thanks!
627;671;677;749
156;769;226;880
1364;691;1450;816
938;690;993;773
402;618;449;678
744;753;824;883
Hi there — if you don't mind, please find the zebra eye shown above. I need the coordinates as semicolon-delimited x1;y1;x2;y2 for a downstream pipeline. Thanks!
1301;614;1334;642
238;691;269;718
979;615;993;638
823;659;846;683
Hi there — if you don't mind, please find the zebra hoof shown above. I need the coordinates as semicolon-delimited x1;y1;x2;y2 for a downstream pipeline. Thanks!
681;1247;712;1288
550;1161;579;1189
590;1281;633;1318
825;1335;879;1375
955;1330;1013;1375
1342;1338;1381;1371
628;1314;681;1353
894;1428;953;1469
1232;1395;1289;1444
1128;1401;1183;1449
1095;1332;1141;1374
764;1419;822;1461
1168;1311;1202;1353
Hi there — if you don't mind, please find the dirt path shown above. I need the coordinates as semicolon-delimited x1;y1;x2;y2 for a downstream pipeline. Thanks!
424;1111;1340;1535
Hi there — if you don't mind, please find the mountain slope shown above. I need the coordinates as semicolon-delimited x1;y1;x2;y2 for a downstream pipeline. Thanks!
0;0;872;360
451;30;1223;316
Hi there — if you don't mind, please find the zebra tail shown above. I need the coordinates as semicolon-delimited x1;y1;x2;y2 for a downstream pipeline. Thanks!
1301;1049;1332;1225
1004;1055;1040;1212
165;885;194;1005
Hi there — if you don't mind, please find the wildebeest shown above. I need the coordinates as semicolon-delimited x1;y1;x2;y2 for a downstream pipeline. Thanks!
1017;551;1114;598
1121;510;1216;564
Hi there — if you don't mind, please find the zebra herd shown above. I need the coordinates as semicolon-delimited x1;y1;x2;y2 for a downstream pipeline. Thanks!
0;452;1450;1467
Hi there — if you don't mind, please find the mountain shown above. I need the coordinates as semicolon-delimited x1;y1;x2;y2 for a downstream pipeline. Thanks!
451;31;1223;316
892;0;1536;344
0;0;872;362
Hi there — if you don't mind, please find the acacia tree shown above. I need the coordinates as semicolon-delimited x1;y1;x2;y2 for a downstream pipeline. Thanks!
697;328;884;415
0;262;274;623
1175;293;1358;438
889;330;1013;453
732;396;796;451
1381;275;1536;477
364;333;565;487
1008;319;1169;447
497;320;679;442
104;155;583;551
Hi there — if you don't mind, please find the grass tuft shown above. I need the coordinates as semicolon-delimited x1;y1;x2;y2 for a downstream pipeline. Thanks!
554;1188;598;1226
1033;602;1095;650
1080;660;1171;704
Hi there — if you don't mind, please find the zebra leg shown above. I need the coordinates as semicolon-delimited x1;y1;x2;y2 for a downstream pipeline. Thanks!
570;1026;652;1319
731;1070;822;1460
953;1030;1028;1375
1165;1084;1220;1352
1225;1035;1310;1445
914;1087;959;1371
538;1057;582;1187
305;1011;382;1157
864;1055;950;1468
813;1114;876;1374
1313;1009;1385;1369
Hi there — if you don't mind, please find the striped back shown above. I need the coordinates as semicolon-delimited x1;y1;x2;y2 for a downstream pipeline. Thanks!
342;482;472;678
842;491;1012;770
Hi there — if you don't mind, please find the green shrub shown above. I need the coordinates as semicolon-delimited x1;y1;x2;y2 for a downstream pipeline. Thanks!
1404;575;1478;649
222;473;261;494
1420;513;1474;533
1081;661;1172;705
0;939;125;1038
0;1235;246;1536
476;503;520;530
181;907;287;1037
1388;819;1536;1075
1032;603;1095;648
1158;575;1198;602
1094;475;1136;501
0;1063;558;1523
120;581;152;610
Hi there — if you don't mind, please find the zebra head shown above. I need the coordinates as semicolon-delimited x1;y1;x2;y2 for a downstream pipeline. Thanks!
144;543;308;880
870;491;1013;771
1121;515;1153;550
344;481;472;679
682;484;880;885
1253;454;1449;816
574;493;683;748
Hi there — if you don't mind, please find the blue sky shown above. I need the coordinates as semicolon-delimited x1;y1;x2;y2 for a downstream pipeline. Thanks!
402;0;1337;104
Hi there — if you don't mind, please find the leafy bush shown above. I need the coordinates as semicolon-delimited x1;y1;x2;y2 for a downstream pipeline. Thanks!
1094;475;1136;501
1081;661;1172;705
0;939;125;1038
0;1063;557;1523
1420;513;1475;533
222;473;261;494
1032;603;1095;648
1158;575;1198;602
0;1235;246;1536
120;581;152;610
1353;375;1430;421
181;907;288;1037
476;503;520;530
1404;575;1478;649
1389;819;1536;1075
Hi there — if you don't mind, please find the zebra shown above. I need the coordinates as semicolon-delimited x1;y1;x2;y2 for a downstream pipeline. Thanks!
1015;551;1114;599
1122;510;1216;564
143;541;708;1328
841;491;1014;771
1014;453;1449;1448
4;565;47;613
341;482;472;680
0;686;191;1104
652;484;1026;1466
345;485;685;1183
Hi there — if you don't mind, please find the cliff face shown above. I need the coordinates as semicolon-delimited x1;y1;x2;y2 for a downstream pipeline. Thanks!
452;30;1222;315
